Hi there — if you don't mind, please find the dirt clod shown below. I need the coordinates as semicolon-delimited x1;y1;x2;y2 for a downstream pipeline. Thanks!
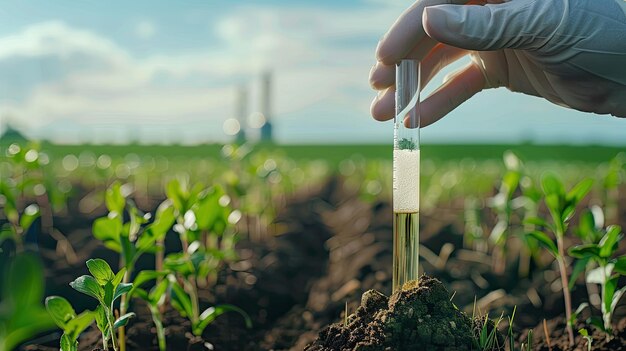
305;276;475;351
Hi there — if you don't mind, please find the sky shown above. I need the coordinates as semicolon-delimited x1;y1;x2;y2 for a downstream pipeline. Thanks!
0;0;624;145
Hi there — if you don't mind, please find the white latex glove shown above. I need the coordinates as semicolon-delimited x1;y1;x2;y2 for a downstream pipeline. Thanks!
370;0;626;127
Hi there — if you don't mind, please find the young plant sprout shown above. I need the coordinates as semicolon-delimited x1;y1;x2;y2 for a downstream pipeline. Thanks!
0;143;74;259
164;241;252;336
129;271;170;351
601;153;625;224
526;174;594;346
570;224;626;339
166;178;204;252
579;328;593;351
487;151;522;274
69;259;134;351
45;296;95;351
0;172;40;252
92;182;175;351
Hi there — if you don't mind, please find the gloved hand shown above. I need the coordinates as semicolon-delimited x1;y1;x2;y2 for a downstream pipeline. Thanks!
370;0;626;127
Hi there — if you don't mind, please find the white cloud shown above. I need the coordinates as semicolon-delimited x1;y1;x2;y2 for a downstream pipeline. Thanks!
135;20;157;40
0;3;396;143
4;3;618;144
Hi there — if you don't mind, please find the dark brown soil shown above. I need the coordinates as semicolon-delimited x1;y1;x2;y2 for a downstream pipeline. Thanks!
14;178;626;351
520;316;626;351
305;276;479;351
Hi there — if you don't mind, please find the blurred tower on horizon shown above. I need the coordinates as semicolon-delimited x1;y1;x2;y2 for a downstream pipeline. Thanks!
236;85;247;143
260;71;273;142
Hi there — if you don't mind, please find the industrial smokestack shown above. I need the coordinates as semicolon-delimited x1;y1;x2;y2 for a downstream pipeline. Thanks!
236;85;248;143
260;71;273;142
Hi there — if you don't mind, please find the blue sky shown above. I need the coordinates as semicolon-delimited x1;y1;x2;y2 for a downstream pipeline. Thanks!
0;0;624;145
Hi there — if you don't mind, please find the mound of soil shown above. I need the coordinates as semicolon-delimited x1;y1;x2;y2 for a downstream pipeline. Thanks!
305;276;479;351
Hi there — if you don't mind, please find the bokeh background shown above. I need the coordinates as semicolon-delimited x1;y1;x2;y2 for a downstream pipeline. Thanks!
1;0;624;145
2;1;626;350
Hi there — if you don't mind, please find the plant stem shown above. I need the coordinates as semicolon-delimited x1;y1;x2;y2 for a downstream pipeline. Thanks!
105;307;118;351
118;268;131;351
556;235;574;346
601;266;611;341
184;278;200;332
156;238;165;314
150;305;167;351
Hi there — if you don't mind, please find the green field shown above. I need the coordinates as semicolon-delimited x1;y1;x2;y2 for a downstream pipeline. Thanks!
8;141;624;164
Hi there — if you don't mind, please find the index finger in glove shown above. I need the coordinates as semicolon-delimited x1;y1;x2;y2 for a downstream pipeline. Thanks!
377;0;484;65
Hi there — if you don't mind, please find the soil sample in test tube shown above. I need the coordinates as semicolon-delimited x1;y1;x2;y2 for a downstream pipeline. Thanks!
392;60;420;292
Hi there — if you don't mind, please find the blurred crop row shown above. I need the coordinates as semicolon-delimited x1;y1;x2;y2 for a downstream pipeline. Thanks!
1;142;625;350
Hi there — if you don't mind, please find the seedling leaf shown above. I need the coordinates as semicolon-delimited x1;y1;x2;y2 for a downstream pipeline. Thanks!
112;268;126;288
113;312;136;329
541;174;564;197
105;181;126;215
86;259;115;285
570;303;589;326
65;310;95;340
569;245;600;259
599;225;622;258
45;296;76;328
130;270;167;298
614;256;626;275
193;304;252;335
610;286;626;316
527;231;558;257
170;280;193;318
604;276;618;318
566;178;594;205
93;217;123;251
70;275;102;301
113;282;133;302
60;333;76;351
95;305;110;339
149;280;170;304
587;316;606;332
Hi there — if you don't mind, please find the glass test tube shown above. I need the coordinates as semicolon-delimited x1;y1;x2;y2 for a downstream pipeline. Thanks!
392;60;421;292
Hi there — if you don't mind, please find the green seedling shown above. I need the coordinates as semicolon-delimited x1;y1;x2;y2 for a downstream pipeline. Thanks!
166;179;238;286
601;153;625;224
1;143;73;257
45;296;95;351
474;312;504;351
519;175;543;277
487;151;522;274
570;224;626;339
165;241;252;336
520;329;533;351
129;271;170;351
579;328;593;351
507;306;516;351
166;178;205;250
92;182;175;351
69;259;135;351
525;173;593;346
0;254;54;351
0;197;40;252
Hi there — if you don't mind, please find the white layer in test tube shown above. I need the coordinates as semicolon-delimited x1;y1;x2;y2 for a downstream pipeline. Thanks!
393;149;420;213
